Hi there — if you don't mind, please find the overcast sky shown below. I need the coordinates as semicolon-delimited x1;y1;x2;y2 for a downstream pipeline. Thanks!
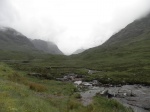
0;0;150;54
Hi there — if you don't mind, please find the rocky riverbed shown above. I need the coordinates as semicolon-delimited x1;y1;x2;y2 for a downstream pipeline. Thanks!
51;71;150;112
80;85;150;112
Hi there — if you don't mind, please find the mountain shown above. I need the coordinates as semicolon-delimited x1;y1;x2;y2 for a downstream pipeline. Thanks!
75;13;150;73
32;39;63;55
72;13;150;84
73;48;85;54
0;27;63;54
0;27;35;51
104;13;150;46
78;13;150;61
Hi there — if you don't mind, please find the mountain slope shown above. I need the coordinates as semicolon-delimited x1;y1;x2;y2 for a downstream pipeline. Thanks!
0;27;35;51
72;13;150;82
0;27;63;60
32;39;63;55
70;13;150;85
78;13;150;61
73;48;85;54
104;13;150;46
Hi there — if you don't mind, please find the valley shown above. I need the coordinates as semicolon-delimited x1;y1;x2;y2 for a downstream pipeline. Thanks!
0;12;150;112
0;63;133;112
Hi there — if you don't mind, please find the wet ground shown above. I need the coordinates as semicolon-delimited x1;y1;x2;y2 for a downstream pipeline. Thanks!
80;85;150;112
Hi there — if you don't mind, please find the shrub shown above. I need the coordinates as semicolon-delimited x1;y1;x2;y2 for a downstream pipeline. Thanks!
72;93;81;99
28;82;47;92
67;99;80;110
8;72;25;82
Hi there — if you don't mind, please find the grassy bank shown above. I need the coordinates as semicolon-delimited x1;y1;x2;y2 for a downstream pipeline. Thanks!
0;63;132;112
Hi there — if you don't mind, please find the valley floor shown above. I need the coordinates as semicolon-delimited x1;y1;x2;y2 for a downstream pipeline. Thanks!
0;63;133;112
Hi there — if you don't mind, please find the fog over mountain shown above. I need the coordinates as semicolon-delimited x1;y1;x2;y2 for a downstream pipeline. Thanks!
32;39;63;55
0;26;63;55
73;49;85;54
0;0;150;55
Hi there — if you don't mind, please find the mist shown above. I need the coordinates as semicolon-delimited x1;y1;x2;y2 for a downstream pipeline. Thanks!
0;0;150;55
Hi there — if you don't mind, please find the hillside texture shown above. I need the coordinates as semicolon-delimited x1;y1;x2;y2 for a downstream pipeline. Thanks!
0;27;35;51
72;13;150;84
32;39;63;55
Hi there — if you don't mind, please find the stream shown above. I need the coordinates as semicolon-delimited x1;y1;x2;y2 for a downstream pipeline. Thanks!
57;70;150;112
80;85;150;112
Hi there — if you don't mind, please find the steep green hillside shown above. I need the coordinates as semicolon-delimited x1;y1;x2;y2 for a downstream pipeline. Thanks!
71;13;150;84
0;14;150;85
0;27;36;51
32;39;63;55
73;48;85;54
77;13;150;66
0;27;63;60
3;13;150;85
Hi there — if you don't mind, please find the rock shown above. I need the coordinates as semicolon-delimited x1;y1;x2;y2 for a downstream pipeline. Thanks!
74;81;82;86
104;84;111;87
82;82;92;87
100;89;108;96
92;80;99;86
122;80;126;83
63;73;78;81
88;69;99;74
108;93;114;98
88;70;93;74
126;96;150;110
108;78;111;80
100;89;114;98
79;84;150;112
116;84;122;87
122;93;126;96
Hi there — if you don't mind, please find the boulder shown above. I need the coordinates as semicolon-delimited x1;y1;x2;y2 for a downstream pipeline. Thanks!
100;90;114;98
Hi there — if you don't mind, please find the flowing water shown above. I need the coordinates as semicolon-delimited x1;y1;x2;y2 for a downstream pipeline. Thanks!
80;85;150;112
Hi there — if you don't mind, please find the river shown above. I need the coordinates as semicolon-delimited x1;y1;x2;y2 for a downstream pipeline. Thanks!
80;85;150;112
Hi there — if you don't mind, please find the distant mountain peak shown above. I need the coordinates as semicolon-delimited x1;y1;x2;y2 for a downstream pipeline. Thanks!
32;39;63;55
73;48;85;54
0;26;35;51
77;12;150;62
0;26;63;55
103;13;150;46
0;27;22;36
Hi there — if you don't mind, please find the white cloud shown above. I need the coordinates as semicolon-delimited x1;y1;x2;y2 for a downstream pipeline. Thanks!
0;0;150;54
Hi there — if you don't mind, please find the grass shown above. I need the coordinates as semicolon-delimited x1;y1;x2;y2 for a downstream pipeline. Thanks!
28;82;48;92
90;96;133;112
0;63;132;112
1;14;150;86
5;33;150;85
0;80;59;112
0;13;149;112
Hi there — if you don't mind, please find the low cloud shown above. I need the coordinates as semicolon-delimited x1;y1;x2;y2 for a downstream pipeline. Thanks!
0;0;150;54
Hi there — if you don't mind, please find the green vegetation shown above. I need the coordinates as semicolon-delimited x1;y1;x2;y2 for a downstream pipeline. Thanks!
70;14;150;85
0;11;150;112
0;63;132;112
91;96;132;112
3;31;150;85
